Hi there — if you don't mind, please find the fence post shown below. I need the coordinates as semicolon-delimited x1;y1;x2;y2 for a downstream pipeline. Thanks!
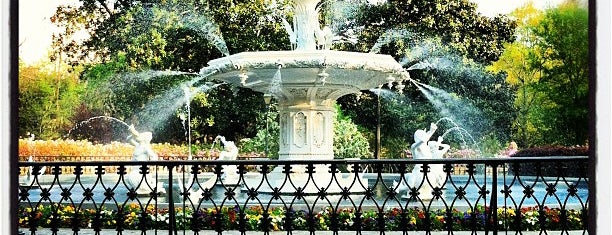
491;163;499;235
167;165;175;234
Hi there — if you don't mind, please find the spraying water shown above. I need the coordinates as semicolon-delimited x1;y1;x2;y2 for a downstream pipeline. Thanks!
441;126;476;148
369;29;416;54
66;116;131;140
143;2;230;57
136;79;221;133
411;78;489;147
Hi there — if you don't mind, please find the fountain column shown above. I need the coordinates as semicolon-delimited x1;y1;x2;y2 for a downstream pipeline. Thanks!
293;0;320;50
278;105;334;162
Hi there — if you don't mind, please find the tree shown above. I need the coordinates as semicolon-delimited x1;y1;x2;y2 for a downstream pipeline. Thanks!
339;37;516;157
529;0;588;145
51;0;291;143
348;0;516;64
489;1;588;147
333;0;518;157
18;60;84;139
488;3;546;147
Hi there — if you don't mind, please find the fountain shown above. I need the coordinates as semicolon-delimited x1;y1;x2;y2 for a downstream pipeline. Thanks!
200;0;408;195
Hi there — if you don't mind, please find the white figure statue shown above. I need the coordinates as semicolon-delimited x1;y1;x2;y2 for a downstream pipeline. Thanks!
281;18;297;50
411;123;438;160
322;26;334;50
125;125;166;195
409;123;438;200
23;133;46;186
315;26;333;50
215;135;240;184
428;136;450;188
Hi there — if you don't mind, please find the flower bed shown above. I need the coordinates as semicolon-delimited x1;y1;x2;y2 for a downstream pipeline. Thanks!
18;203;586;231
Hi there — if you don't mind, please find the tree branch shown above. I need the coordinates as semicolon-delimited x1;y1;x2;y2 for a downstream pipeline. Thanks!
96;0;113;16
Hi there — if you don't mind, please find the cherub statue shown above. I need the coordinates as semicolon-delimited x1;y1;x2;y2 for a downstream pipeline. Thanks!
125;125;165;195
127;125;158;161
428;136;450;187
215;135;238;160
410;123;438;160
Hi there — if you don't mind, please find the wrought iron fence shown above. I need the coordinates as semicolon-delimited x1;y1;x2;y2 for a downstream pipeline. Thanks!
17;157;589;234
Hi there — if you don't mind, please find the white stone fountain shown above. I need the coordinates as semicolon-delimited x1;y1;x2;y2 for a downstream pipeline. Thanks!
202;0;408;195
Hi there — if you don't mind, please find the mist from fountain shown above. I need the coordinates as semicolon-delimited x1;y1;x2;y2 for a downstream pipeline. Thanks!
369;28;418;54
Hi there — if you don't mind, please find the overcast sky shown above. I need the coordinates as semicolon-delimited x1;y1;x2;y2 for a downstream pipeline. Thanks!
18;0;565;65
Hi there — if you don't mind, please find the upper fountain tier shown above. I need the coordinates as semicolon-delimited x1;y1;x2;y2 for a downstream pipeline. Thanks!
204;50;406;101
200;0;404;193
202;0;406;103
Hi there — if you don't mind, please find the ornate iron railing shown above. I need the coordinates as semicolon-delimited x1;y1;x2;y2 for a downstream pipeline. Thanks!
17;157;589;234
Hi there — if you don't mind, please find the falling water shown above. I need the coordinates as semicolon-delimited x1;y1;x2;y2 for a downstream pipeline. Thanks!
180;12;230;57
322;0;360;41
181;86;193;160
66;116;130;138
368;87;402;101
441;126;477;148
269;66;283;95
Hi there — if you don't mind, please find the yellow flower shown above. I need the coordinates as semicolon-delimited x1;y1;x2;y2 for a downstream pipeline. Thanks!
63;205;74;213
410;216;417;225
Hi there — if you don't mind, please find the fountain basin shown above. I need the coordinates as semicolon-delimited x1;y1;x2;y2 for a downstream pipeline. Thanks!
205;50;406;96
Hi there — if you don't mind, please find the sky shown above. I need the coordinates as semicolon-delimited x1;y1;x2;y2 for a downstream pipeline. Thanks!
470;0;565;17
18;0;565;65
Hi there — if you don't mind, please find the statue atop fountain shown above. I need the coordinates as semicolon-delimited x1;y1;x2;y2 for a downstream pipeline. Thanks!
215;135;240;185
125;125;166;195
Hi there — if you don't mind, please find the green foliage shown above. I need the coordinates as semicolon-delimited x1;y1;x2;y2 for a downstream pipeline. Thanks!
381;137;409;159
478;133;503;157
49;0;290;143
238;105;280;159
527;0;588;146
488;1;588;147
350;0;516;64
333;110;372;159
18;61;84;139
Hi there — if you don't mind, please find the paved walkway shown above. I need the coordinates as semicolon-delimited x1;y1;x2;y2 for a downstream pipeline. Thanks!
20;229;587;235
